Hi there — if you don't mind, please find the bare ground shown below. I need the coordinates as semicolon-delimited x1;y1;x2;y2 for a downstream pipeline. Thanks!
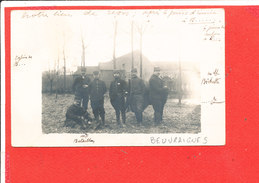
42;93;201;134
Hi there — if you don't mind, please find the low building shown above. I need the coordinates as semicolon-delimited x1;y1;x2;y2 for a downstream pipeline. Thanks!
99;50;153;81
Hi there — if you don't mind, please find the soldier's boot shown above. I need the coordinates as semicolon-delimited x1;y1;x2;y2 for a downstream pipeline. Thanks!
95;115;104;130
159;113;163;123
93;115;103;131
136;112;142;125
122;112;126;124
135;112;139;124
116;117;121;127
140;112;143;124
101;115;111;129
95;117;100;123
154;112;157;125
93;111;100;122
154;111;160;126
116;110;121;126
160;106;164;122
100;114;105;125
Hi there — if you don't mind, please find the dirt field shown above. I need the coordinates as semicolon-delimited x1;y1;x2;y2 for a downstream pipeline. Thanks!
42;93;201;134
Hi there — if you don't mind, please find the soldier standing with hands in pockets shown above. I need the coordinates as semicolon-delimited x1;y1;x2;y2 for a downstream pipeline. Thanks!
109;70;128;126
149;66;169;125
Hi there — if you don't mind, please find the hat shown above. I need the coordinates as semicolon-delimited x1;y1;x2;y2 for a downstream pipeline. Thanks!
131;68;137;73
93;71;99;75
113;70;120;74
154;66;160;72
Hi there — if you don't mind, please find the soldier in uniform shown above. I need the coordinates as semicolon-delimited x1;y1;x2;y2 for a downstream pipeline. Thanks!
89;71;107;127
72;75;83;100
65;98;91;129
149;66;169;125
72;69;91;111
128;68;146;124
109;70;128;125
81;72;91;111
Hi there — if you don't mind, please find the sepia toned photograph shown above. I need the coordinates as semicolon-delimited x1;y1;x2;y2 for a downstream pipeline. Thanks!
40;10;201;134
10;8;225;146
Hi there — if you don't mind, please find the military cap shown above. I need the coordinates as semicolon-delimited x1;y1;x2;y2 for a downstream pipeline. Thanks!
113;70;120;74
131;68;137;73
154;66;160;72
93;71;99;75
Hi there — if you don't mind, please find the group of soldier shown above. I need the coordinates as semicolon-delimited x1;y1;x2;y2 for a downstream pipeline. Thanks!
65;66;169;130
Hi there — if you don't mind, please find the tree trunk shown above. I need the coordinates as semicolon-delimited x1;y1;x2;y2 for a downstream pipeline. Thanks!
113;20;117;70
50;80;53;94
131;20;134;70
63;49;66;93
140;31;143;79
178;60;182;105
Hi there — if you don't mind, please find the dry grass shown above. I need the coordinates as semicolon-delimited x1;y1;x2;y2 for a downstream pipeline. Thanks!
42;93;201;134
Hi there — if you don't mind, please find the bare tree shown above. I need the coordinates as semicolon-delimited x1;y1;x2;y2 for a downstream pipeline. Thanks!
46;58;59;95
63;46;66;93
134;21;149;79
178;59;182;105
177;26;183;105
113;18;118;70
81;34;87;68
80;27;93;73
46;69;55;94
55;54;60;99
131;20;134;70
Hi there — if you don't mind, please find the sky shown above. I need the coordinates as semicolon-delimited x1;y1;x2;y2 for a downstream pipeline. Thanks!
11;9;224;72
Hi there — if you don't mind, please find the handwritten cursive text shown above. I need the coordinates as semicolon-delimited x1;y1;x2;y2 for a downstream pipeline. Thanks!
73;133;95;144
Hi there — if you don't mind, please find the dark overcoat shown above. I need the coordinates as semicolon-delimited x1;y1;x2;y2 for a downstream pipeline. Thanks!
109;78;128;109
89;79;107;101
129;76;145;113
149;74;167;101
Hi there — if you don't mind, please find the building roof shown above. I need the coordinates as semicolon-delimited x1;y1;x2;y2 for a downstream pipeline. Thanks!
152;61;200;72
99;50;151;70
73;66;99;76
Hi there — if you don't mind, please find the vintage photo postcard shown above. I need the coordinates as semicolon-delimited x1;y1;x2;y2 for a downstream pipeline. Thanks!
8;5;225;146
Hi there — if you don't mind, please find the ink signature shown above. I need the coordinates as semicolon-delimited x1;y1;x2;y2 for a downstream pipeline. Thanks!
73;133;95;144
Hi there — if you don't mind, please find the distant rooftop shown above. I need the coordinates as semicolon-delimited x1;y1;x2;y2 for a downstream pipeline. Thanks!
73;66;99;75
